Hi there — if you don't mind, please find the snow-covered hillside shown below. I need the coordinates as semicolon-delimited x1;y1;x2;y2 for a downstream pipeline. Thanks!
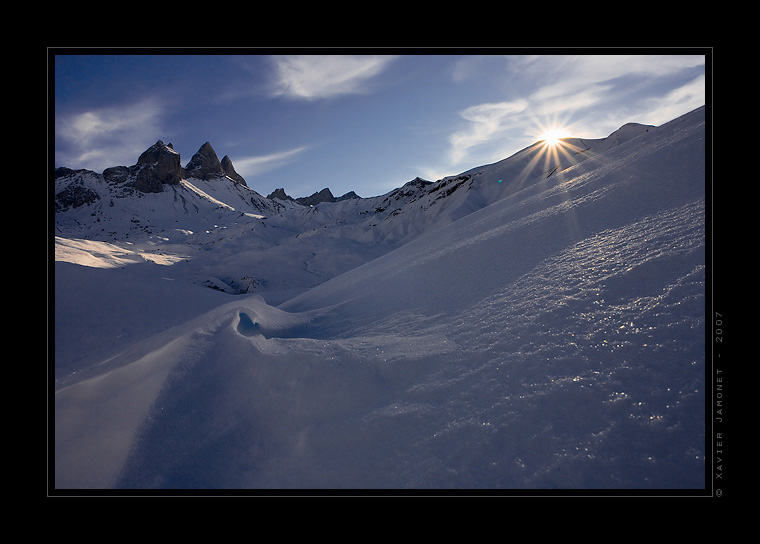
52;106;707;491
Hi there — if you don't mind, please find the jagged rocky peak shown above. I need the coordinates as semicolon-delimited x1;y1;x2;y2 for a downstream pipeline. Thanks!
296;188;335;206
267;188;294;201
184;142;224;181
268;187;360;205
221;155;247;186
59;140;252;200
137;140;178;166
135;140;182;191
337;191;361;201
102;139;182;193
178;141;247;185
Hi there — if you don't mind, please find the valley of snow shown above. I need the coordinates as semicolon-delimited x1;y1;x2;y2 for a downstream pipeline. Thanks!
52;106;708;491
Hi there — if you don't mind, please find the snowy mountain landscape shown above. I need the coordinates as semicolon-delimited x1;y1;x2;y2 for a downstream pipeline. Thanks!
52;105;708;492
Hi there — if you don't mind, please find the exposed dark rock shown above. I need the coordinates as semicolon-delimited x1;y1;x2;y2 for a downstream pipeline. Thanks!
98;140;182;193
267;188;295;201
54;168;102;211
56;140;366;211
292;187;361;205
102;165;131;184
221;155;247;186
55;167;97;180
55;185;100;211
184;142;224;181
296;188;335;206
337;191;361;201
408;177;432;188
133;140;182;192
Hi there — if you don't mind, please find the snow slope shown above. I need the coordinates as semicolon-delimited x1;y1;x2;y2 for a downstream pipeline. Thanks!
53;106;706;491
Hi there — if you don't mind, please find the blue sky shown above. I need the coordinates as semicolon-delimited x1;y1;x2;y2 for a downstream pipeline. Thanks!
53;51;707;198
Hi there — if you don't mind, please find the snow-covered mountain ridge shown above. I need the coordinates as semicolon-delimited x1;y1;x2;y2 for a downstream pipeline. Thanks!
54;117;657;298
53;105;707;491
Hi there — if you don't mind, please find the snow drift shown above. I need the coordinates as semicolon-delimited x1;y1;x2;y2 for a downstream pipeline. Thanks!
53;106;707;491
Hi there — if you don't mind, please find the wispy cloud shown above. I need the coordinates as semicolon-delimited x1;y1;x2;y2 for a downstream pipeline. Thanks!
232;146;310;178
448;100;529;164
444;54;706;169
515;55;705;103
55;98;167;171
634;73;707;126
517;54;705;128
268;55;398;100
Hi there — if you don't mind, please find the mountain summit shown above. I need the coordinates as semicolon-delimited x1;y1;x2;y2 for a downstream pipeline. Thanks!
296;188;336;206
99;140;182;193
184;142;225;181
183;142;247;185
221;155;247;186
91;140;249;194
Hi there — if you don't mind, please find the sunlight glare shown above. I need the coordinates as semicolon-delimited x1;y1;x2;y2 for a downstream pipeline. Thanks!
541;128;571;146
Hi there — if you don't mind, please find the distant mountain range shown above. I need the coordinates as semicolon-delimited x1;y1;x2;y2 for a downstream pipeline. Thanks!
55;139;361;212
267;187;360;205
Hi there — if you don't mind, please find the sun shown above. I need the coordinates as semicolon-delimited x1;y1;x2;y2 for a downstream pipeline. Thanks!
540;128;571;146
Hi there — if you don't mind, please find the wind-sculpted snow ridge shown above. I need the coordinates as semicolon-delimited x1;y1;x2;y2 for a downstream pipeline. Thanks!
53;106;707;491
54;295;455;489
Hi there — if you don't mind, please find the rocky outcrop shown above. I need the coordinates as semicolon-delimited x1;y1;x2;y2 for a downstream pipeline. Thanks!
134;140;182;192
267;188;294;201
268;187;361;205
54;168;102;211
101;140;182;193
55;184;100;211
102;165;130;184
221;155;247;186
337;191;361;201
184;142;224;181
293;188;363;206
296;188;336;206
99;141;244;192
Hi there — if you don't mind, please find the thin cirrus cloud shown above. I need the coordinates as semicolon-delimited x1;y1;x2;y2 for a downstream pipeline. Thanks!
515;54;705;103
232;146;310;179
54;94;310;181
237;55;400;182
445;54;706;169
55;98;166;171
633;73;707;126
447;99;529;165
268;55;399;100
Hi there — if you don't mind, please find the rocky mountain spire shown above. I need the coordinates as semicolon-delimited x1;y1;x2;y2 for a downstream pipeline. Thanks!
184;142;224;181
134;140;182;192
102;140;182;193
96;140;251;194
221;155;247;186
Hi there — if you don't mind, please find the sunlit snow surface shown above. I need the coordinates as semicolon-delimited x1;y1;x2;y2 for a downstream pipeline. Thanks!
53;107;707;491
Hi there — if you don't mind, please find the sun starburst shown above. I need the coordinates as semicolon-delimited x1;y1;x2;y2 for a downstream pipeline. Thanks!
507;119;585;189
540;127;571;146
